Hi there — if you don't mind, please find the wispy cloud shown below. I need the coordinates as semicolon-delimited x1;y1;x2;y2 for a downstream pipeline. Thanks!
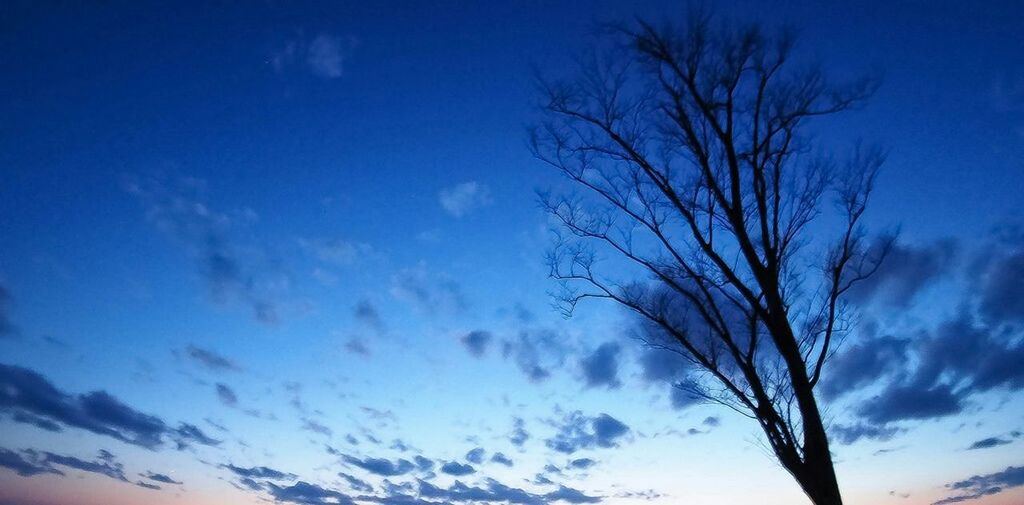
269;32;355;79
439;181;492;217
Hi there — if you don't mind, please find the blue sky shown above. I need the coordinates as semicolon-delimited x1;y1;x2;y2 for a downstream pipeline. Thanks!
1;1;1023;505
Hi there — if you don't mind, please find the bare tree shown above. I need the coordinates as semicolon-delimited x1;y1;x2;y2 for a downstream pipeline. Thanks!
532;14;891;505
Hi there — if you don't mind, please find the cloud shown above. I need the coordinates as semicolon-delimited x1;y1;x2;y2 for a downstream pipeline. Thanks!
460;330;493;358
354;300;385;332
821;335;910;400
502;329;570;383
439;181;492;217
569;458;596;470
852;314;1024;426
270;32;355;80
546;412;630;454
967;437;1012;451
183;344;240;372
0;363;219;450
579;342;622;389
845;240;957;307
127;175;285;324
43;451;127;482
216;383;238;407
342;455;415;477
222;464;297;481
417;478;601;504
143;471;183;485
974;240;1024;325
830;423;902;445
390;264;466;315
338;472;373;493
302;418;333;437
490;452;513;467
465;448;485;464
440;461;476;476
299;238;372;266
307;34;347;78
509;417;530;447
638;348;687;383
933;465;1024;504
0;448;62;477
265;481;355;505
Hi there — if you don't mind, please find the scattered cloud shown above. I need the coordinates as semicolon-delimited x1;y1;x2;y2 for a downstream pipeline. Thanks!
216;383;239;407
967;437;1013;451
0;363;219;450
461;330;493;358
546;412;630;454
342;455;415;477
933;465;1024;504
439;181;492;218
440;461;476;476
390;264;466;315
579;342;622;389
126;175;286;324
182;344;241;372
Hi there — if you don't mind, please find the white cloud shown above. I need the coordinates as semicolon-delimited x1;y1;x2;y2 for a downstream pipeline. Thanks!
439;181;492;218
269;32;353;79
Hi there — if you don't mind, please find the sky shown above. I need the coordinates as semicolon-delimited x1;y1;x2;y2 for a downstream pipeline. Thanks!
1;1;1023;505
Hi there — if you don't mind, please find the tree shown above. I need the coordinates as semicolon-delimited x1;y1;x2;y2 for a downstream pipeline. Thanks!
531;14;891;505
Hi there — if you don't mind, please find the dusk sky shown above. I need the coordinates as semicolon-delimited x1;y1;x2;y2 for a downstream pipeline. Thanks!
2;2;1023;505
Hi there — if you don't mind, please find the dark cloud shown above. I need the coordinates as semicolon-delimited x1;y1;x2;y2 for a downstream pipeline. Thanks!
417;478;600;505
821;335;910;400
440;461;476;476
580;342;622;389
569;458;596;470
413;455;434;472
0;448;62;477
502;329;569;383
546;412;630;454
338;472;374;493
183;344;240;372
974;236;1024;325
0;363;218;449
460;330;493;358
669;386;700;410
43;451;127;482
702;416;720;427
830;423;902;445
933;465;1024;505
216;383;238;407
490;452;513;467
509;417;530;447
853;314;1024;426
845;240;957;308
222;463;297;481
265;481;355;505
136;480;162;490
859;384;964;425
143;471;183;485
967;437;1012;451
638;348;686;383
127;175;284;324
545;485;603;504
342;455;415;477
465;448;485;464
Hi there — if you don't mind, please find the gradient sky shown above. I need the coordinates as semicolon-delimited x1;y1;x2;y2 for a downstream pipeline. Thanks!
1;1;1023;505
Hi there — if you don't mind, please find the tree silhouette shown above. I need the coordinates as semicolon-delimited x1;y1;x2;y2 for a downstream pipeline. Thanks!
532;14;891;505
